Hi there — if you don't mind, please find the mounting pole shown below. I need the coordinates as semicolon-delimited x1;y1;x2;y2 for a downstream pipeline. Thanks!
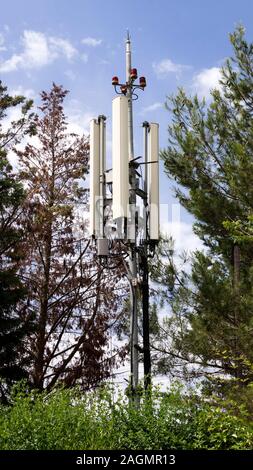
142;121;151;391
110;33;157;402
98;115;106;239
126;31;139;405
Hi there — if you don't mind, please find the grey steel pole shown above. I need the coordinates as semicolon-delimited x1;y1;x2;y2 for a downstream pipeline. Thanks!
126;32;139;404
142;122;151;391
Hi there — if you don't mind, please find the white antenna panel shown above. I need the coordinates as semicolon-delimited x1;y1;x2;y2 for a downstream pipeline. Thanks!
89;119;100;236
112;96;129;220
148;123;159;240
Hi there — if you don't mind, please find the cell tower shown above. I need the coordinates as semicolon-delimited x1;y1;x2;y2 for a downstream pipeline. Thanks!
89;32;159;403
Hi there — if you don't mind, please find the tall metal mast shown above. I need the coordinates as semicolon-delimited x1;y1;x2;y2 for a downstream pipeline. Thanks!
126;31;139;403
91;32;159;404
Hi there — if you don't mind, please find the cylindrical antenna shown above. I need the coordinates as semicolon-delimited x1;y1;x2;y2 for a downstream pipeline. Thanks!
112;96;129;227
148;123;159;240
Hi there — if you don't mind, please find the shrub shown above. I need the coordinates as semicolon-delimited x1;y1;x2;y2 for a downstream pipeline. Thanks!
0;382;252;450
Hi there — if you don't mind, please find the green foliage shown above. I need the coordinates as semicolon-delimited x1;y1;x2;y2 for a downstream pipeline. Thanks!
0;384;252;450
223;215;253;243
0;81;35;401
151;26;253;391
193;405;252;450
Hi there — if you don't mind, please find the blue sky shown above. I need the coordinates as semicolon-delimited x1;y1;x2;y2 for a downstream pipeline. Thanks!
1;0;253;245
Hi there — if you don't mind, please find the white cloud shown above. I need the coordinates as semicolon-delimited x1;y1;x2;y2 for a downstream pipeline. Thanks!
81;53;88;63
1;107;23;135
81;37;102;47
192;67;222;98
9;85;36;100
141;102;163;113
22;30;53;68
0;30;78;73
159;203;204;256
65;101;95;136
49;36;77;60
153;58;189;78
67;113;93;136
0;55;21;72
161;220;203;254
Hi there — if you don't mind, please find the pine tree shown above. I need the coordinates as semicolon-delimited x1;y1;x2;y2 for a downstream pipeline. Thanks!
0;81;34;402
152;27;253;393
